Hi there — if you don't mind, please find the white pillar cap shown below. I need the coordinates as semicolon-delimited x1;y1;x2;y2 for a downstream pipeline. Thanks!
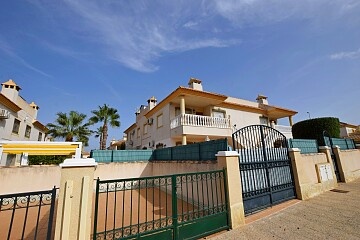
215;151;240;157
60;158;98;168
288;148;301;152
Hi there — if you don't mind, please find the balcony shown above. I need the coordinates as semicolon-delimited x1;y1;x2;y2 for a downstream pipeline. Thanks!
170;114;232;138
171;114;231;129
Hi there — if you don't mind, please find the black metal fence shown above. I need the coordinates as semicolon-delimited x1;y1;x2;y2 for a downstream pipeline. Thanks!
93;170;229;240
0;187;57;240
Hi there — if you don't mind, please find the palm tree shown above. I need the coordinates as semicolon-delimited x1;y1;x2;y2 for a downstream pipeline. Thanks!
94;126;104;149
46;111;92;146
90;104;120;150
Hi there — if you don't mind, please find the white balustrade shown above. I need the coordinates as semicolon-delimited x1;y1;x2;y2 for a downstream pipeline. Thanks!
170;114;231;129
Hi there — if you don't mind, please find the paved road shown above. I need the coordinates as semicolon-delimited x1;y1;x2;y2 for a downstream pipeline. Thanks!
210;179;360;240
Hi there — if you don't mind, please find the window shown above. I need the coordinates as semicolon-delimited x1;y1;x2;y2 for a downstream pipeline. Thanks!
259;116;269;126
12;119;21;134
38;132;43;141
25;125;31;138
137;128;141;138
157;114;163;128
212;110;225;118
175;107;194;116
144;124;148;135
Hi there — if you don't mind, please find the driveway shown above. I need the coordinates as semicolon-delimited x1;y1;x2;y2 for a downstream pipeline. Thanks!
210;179;360;240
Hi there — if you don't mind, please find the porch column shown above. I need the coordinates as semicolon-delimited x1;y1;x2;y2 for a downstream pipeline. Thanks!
289;116;293;126
180;95;185;114
54;158;97;240
182;135;187;145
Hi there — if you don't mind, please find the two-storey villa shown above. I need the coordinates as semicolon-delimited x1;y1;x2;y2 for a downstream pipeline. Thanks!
124;78;297;149
0;79;48;166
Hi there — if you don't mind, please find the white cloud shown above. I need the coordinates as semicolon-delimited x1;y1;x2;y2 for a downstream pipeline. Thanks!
212;0;360;27
27;0;360;72
330;48;360;60
0;38;52;78
52;0;237;72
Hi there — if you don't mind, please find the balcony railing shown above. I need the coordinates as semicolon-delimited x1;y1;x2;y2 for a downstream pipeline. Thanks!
170;114;231;129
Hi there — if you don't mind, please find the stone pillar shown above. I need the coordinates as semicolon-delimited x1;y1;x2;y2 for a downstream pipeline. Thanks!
288;148;303;199
54;158;97;240
216;151;245;228
319;146;337;180
180;95;185;115
332;146;345;182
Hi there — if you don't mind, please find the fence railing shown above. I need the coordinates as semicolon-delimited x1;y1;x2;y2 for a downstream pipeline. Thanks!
93;170;228;240
288;139;319;154
170;114;231;129
153;138;228;161
91;139;228;163
331;138;356;150
91;150;153;163
0;187;57;240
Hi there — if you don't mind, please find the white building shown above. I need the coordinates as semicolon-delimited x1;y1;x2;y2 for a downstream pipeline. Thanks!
0;79;48;166
124;78;297;150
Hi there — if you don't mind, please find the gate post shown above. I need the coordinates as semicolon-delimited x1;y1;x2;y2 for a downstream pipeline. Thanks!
216;151;245;229
332;146;345;182
54;158;97;240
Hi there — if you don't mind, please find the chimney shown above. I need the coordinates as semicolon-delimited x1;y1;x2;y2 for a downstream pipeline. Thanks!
29;102;39;119
256;94;268;105
147;96;157;110
1;79;21;102
188;77;203;91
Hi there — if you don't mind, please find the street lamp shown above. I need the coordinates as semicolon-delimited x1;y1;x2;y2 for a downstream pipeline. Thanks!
306;112;311;119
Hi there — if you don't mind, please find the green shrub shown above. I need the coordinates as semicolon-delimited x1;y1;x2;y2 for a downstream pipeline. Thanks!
292;117;340;146
28;155;68;165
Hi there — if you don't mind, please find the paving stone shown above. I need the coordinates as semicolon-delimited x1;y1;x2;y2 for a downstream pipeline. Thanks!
209;179;360;240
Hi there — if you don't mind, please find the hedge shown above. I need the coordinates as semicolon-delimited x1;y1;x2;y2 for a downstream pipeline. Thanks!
292;117;340;146
28;155;68;165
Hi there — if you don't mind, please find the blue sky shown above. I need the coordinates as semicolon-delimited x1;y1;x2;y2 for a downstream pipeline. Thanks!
0;0;359;150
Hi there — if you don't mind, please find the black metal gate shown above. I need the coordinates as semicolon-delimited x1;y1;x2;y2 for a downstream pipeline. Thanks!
232;125;296;215
0;187;57;240
93;170;229;240
323;131;340;182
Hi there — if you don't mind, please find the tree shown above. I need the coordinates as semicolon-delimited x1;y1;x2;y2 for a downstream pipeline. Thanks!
46;111;92;146
90;104;120;150
94;126;104;149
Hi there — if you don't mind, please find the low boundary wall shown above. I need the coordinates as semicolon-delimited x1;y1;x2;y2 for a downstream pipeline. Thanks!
289;147;337;200
333;147;360;182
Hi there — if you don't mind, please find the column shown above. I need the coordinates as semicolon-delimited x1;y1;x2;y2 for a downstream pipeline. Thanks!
182;135;187;145
216;151;245;228
288;116;293;126
54;158;97;240
180;95;185;115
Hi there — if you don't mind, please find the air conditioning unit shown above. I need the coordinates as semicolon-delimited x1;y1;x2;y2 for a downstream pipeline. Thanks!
0;109;10;119
147;118;154;125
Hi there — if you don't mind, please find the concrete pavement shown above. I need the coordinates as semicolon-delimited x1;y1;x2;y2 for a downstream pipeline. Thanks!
210;179;360;240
